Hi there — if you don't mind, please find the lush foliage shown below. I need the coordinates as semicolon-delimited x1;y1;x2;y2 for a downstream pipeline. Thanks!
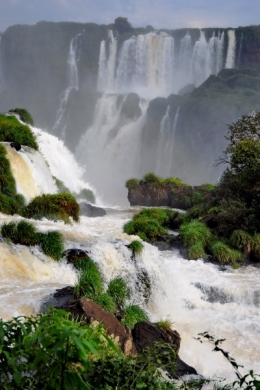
77;188;96;204
180;220;212;248
1;220;65;260
23;193;80;223
124;218;167;241
128;239;144;256
107;277;130;311
125;178;140;189
211;241;242;264
74;257;104;299
8;108;34;126
0;113;38;149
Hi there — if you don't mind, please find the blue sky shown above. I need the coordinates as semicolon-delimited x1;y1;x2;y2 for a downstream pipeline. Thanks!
0;0;259;32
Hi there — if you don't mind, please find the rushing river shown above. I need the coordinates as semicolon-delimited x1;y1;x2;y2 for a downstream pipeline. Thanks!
0;207;260;381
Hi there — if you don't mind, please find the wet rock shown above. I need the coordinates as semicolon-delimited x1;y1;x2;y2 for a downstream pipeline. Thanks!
195;283;233;304
178;83;195;96
176;356;198;376
80;202;106;217
64;248;89;264
132;321;181;354
43;286;75;309
10;141;21;151
135;270;151;303
65;298;137;356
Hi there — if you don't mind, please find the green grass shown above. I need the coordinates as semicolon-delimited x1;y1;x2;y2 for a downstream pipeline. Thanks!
157;319;173;331
180;220;212;248
200;183;215;192
143;172;164;185
188;242;207;260
74;257;104;299
8;108;34;126
121;305;148;329
107;277;130;310
125;178;140;190
164;177;184;186
0;114;38;149
124;218;167;241
37;231;64;260
128;240;144;255
0;144;17;198
230;229;253;250
94;293;116;314
134;208;176;226
211;241;242;264
23;193;80;223
252;233;260;255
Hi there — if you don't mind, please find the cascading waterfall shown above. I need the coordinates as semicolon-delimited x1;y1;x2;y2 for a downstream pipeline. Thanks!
238;31;244;67
97;30;117;92
52;33;81;138
225;30;236;69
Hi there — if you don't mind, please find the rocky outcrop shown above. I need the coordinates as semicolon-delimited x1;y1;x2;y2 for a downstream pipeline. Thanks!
80;202;106;217
64;298;137;356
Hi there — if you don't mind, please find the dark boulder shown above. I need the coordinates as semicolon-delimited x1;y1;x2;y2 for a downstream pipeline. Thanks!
176;356;198;376
64;248;89;264
80;202;106;217
43;286;75;309
10;141;21;151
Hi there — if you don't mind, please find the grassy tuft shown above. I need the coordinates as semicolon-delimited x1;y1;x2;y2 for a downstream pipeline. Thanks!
121;305;148;329
1;220;38;246
125;178;140;190
211;241;242;264
23;193;80;223
94;293;116;314
0;114;37;149
37;231;64;260
188;242;207;260
200;183;215;192
128;240;144;255
157;319;173;331
230;229;253;250
53;177;71;194
164;177;184;186
134;208;176;226
74;257;104;299
107;277;130;310
143;172;164;185
180;220;212;248
8;108;34;126
252;233;260;255
124;218;167;241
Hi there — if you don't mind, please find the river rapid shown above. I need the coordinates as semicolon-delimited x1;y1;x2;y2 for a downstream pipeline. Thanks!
0;207;260;381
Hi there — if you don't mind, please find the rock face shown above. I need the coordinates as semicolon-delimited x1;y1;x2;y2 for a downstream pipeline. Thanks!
80;202;106;217
66;298;137;356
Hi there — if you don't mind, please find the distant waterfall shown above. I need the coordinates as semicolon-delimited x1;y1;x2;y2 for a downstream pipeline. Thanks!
225;30;236;69
53;33;81;137
97;30;117;92
0;36;5;93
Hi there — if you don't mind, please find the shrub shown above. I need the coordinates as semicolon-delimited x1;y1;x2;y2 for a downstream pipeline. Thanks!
77;188;96;204
125;178;140;190
74;257;104;299
24;193;80;223
200;183;215;192
8;108;34;126
0;193;24;215
1;220;38;246
128;240;144;255
252;233;260;255
211;241;242;264
188;242;207;260
37;231;64;260
0;114;38;149
180;220;212;248
107;277;130;310
134;208;176;227
124;218;167;241
164;177;184;186
121;305;148;329
230;229;253;250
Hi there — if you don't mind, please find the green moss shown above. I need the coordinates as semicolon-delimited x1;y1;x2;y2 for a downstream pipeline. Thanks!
157;320;173;331
77;188;96;204
164;177;184;186
180;220;212;248
36;231;64;260
107;277;130;310
121;305;148;329
124;218;167;241
125;178;140;190
211;241;242;264
23;193;79;223
8;108;34;126
0;114;38;149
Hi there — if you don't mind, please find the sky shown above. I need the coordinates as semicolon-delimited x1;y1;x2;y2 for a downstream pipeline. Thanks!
0;0;260;32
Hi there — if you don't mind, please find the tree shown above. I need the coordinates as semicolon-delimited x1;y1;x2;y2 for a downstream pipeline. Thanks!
114;17;133;35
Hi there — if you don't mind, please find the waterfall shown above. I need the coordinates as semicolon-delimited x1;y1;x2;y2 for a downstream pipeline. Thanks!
225;30;236;69
0;36;5;93
238;31;244;67
52;33;81;137
98;30;117;92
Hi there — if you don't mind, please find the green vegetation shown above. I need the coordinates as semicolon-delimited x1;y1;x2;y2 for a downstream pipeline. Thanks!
107;277;130;311
180;220;212;248
128;240;144;256
94;293;116;314
211;241;242;264
53;177;71;194
1;220;64;260
9;108;34;126
188;243;207;260
125;178;140;189
230;230;253;251
0;114;38;149
74;257;104;299
121;304;148;329
143;172;164;185
157;319;173;331
23;193;80;223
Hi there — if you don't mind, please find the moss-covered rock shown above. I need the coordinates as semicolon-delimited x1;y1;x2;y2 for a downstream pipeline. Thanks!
8;108;34;126
0;114;38;149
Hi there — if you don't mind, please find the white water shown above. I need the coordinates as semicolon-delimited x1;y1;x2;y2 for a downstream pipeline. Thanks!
225;30;236;69
53;33;81;137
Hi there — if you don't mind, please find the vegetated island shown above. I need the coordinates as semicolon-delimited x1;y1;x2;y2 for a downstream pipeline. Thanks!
126;112;260;267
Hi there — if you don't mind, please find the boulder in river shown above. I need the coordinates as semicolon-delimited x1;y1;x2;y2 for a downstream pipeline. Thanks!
80;202;106;217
